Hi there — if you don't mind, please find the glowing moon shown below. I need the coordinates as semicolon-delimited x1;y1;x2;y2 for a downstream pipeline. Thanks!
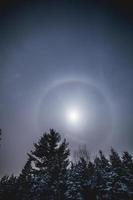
38;80;113;144
66;107;81;125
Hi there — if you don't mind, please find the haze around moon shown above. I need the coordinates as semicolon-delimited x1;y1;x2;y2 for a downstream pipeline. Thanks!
38;80;113;151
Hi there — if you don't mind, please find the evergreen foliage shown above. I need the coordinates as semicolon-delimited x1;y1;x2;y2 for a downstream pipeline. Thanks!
29;129;70;200
16;155;33;200
0;175;17;200
0;129;133;200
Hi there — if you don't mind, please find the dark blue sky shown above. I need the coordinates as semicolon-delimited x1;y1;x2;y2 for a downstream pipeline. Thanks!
0;0;133;175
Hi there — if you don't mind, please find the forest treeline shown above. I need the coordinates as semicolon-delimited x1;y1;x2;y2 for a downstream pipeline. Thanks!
0;129;133;200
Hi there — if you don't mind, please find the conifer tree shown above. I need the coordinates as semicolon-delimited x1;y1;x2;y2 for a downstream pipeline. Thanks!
122;152;133;199
17;155;33;200
66;155;96;200
109;148;129;200
122;151;133;172
0;174;17;200
80;158;96;200
110;148;122;173
29;129;70;200
66;161;84;200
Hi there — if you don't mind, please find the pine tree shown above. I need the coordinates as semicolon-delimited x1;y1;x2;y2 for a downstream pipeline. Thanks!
66;161;84;200
0;174;17;200
122;151;133;172
80;158;96;200
29;129;70;200
66;156;96;200
17;155;33;200
94;153;107;200
109;148;129;200
122;152;133;199
110;148;122;174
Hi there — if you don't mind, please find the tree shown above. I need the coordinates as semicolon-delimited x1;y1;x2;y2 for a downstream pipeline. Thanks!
66;150;96;200
109;148;130;200
94;153;108;199
73;145;90;164
121;152;133;199
110;148;122;174
0;174;17;200
29;129;70;200
66;161;84;200
0;128;133;200
122;151;133;172
17;155;33;200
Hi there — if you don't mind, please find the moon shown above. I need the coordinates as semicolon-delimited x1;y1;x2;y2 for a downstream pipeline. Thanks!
38;80;113;150
66;107;82;125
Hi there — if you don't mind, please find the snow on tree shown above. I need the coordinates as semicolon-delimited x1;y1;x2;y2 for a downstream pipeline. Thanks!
0;129;133;200
0;174;17;200
16;155;33;200
29;129;70;200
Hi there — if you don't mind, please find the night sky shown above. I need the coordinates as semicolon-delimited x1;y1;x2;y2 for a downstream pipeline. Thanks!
0;0;133;176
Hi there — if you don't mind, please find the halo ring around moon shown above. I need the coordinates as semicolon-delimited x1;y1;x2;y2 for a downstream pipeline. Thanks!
37;78;115;146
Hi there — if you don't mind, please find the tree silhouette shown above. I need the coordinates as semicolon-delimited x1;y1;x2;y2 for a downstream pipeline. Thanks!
0;175;17;200
29;129;70;200
0;129;133;200
17;155;33;200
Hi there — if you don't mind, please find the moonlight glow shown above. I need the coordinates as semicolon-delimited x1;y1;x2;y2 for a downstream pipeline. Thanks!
66;107;82;125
